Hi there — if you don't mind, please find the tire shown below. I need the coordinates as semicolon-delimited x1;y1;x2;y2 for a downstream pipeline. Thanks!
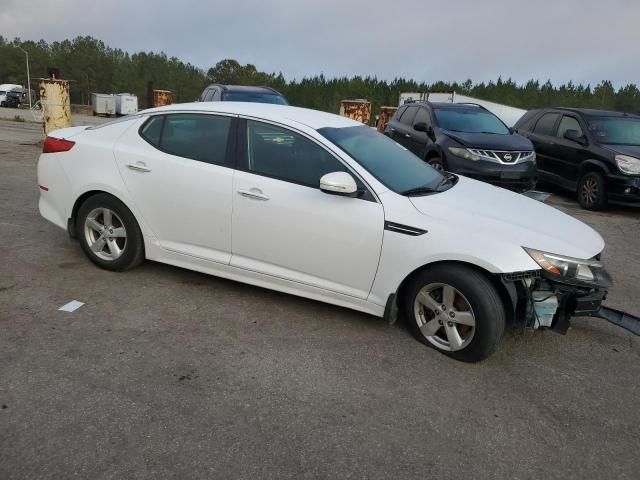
76;193;145;271
426;155;445;172
403;265;506;362
577;171;607;210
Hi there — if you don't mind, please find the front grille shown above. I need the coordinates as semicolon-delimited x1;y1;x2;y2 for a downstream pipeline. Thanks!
468;149;535;164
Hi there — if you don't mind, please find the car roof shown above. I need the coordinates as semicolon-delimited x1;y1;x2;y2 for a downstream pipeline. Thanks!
205;84;281;94
140;102;363;130
403;101;485;110
548;107;640;118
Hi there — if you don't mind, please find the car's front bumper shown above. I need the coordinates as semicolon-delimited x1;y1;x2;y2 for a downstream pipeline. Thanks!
444;155;537;192
606;174;640;206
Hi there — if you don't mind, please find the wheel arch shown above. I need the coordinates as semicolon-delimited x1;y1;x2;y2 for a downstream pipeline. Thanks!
70;189;145;242
395;260;516;324
578;159;610;177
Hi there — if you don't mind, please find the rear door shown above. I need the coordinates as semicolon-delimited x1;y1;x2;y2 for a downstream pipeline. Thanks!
528;112;561;175
114;112;237;263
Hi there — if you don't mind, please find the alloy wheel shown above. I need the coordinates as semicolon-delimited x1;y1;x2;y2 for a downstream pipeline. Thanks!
83;208;127;261
413;283;476;351
581;177;599;206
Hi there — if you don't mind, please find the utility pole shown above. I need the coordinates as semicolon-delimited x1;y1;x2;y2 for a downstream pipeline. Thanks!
18;47;32;109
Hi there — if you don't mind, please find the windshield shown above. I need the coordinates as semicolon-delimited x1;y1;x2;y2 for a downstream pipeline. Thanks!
222;92;288;105
318;125;448;194
586;116;640;145
434;108;510;134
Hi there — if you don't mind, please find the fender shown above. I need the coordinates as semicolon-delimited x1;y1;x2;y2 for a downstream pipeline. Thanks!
579;158;611;175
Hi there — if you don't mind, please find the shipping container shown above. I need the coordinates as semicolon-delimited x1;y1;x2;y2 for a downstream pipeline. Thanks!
91;93;116;116
339;100;371;125
115;93;138;115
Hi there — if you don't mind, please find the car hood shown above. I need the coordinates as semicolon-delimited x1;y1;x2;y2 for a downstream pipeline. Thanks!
442;130;533;150
601;143;640;158
409;176;604;260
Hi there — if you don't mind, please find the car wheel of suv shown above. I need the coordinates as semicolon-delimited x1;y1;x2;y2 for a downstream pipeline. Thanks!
426;156;445;172
578;171;607;210
404;265;505;362
77;193;145;271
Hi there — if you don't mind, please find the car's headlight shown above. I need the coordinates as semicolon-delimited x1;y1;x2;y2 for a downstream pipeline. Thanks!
524;247;602;283
615;155;640;175
448;147;480;161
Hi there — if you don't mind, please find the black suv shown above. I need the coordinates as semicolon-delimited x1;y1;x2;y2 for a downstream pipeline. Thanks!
384;102;536;191
198;84;288;105
514;108;640;209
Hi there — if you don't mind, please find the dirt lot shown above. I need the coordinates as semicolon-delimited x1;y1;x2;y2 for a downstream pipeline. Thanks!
1;128;639;479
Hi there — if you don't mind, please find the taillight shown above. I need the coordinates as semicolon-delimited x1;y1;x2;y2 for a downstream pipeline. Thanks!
43;136;75;153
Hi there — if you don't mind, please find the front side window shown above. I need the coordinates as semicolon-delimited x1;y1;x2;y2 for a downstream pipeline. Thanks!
413;107;431;127
557;116;583;138
533;113;560;136
244;120;347;187
433;107;509;134
586;116;640;145
140;114;233;165
400;106;418;126
319;125;446;194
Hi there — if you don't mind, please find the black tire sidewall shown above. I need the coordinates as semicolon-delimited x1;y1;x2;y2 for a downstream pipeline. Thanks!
427;156;445;171
578;171;607;210
403;265;506;362
76;194;144;271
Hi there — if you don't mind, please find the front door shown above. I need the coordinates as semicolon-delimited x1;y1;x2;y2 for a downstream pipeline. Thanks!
114;113;236;264
231;119;384;299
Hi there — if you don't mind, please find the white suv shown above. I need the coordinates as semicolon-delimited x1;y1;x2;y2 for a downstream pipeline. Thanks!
37;103;610;361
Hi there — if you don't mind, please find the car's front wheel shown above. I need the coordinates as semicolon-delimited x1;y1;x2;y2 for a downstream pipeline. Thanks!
404;265;506;362
577;171;607;210
426;156;445;172
76;193;145;271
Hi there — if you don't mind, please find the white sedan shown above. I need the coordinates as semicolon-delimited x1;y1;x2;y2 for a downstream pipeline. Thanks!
37;102;610;361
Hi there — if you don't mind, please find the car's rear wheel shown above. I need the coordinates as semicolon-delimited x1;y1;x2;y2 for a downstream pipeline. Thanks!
404;265;505;362
76;194;144;271
426;156;445;172
577;171;607;210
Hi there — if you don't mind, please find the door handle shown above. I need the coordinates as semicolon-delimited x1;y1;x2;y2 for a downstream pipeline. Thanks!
404;133;411;138
237;189;269;201
126;162;151;173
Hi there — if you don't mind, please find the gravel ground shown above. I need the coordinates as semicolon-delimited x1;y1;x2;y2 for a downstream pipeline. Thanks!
0;133;638;480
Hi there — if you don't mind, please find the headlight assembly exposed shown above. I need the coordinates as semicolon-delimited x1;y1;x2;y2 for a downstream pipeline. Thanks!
524;247;602;283
615;154;640;175
448;147;480;161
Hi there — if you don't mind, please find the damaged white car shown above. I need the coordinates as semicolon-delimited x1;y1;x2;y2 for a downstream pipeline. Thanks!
37;103;612;361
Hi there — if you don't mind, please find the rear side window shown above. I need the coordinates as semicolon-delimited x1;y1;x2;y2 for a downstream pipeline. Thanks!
139;114;233;166
533;113;560;136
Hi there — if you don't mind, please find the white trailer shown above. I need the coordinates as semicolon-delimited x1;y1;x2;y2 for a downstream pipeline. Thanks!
91;93;116;116
0;83;23;106
399;91;527;127
115;93;138;115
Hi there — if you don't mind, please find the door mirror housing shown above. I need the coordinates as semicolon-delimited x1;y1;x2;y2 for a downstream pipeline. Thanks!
564;129;588;145
414;122;428;132
319;172;358;196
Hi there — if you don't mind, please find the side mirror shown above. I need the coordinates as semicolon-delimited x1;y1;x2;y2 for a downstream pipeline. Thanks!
320;172;358;196
414;122;428;132
564;129;587;145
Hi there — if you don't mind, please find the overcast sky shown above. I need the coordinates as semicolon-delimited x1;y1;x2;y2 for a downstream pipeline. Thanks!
2;0;638;87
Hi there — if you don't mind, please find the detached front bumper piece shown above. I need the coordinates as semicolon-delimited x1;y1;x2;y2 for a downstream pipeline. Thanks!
590;306;640;336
